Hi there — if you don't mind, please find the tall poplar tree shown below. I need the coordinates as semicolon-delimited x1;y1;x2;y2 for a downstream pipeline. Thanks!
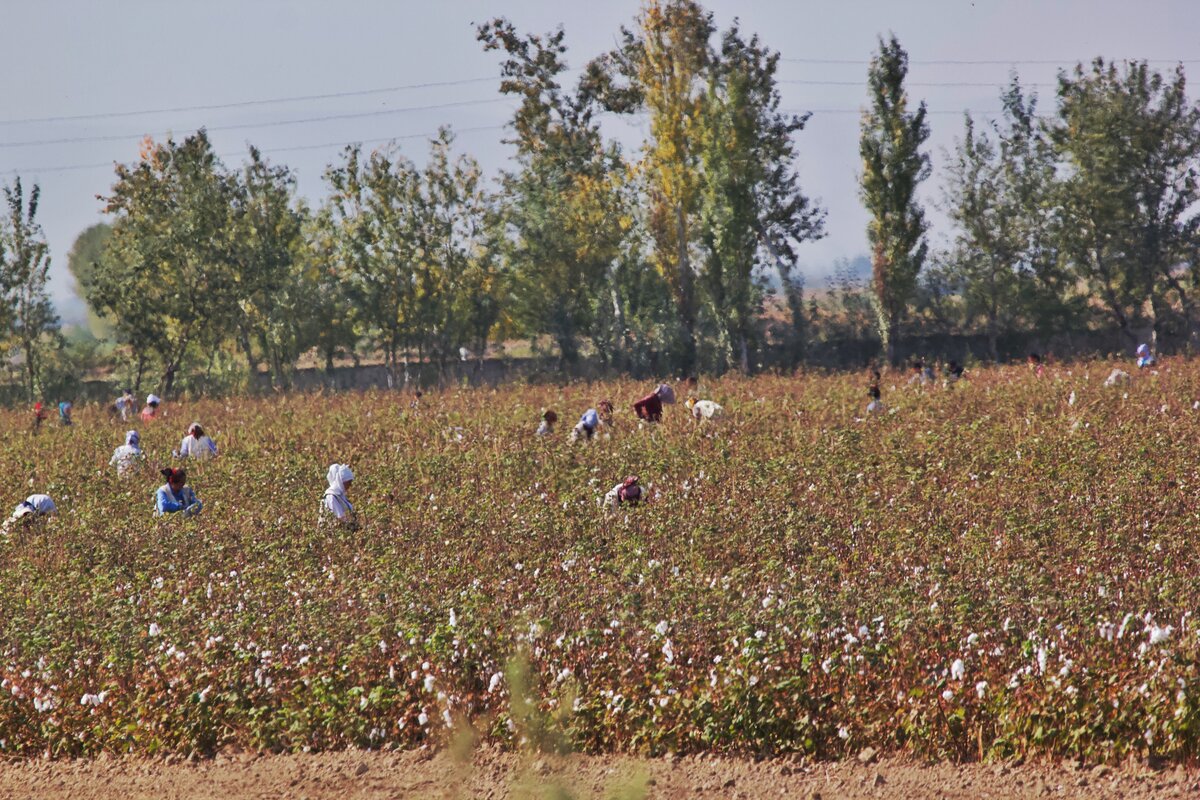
859;35;930;364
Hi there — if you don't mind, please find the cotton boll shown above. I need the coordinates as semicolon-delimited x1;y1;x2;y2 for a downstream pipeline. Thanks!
950;659;965;681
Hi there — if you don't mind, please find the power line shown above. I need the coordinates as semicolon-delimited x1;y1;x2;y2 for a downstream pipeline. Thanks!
782;57;1200;65
7;124;513;175
0;76;501;127
0;98;513;149
780;79;1053;88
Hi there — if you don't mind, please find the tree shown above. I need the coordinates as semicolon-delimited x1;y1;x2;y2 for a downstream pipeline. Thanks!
92;131;242;396
0;178;59;400
478;19;630;368
1053;59;1200;349
697;25;825;372
65;223;115;340
230;147;308;388
588;0;715;375
859;34;930;365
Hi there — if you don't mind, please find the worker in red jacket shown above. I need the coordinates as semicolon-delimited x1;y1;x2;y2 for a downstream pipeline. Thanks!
633;383;676;422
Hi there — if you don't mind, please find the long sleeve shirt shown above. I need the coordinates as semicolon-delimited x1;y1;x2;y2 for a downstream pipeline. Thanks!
633;393;663;421
110;445;143;475
321;492;355;525
179;434;218;459
155;484;202;517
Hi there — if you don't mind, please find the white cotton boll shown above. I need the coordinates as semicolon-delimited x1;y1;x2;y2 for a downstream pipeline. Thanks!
488;672;503;693
975;681;988;699
761;595;774;609
1149;624;1174;645
1118;613;1134;639
443;709;453;728
1036;647;1048;675
148;623;161;637
1068;391;1076;406
837;727;849;740
942;689;954;702
418;711;429;726
423;674;436;693
662;640;674;664
966;633;979;646
950;659;966;681
655;620;669;636
448;609;457;628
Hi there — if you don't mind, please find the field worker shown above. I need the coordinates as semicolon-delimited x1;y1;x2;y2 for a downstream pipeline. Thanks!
1104;368;1132;388
58;401;73;427
32;401;47;433
110;430;144;476
866;385;885;415
536;409;557;436
141;394;161;422
177;422;218;459
598;399;614;427
944;360;965;384
1028;352;1045;377
571;407;602;442
114;388;135;421
1136;343;1156;369
686;397;724;421
633;383;675;422
2;494;57;532
155;468;202;517
322;463;357;526
604;475;643;510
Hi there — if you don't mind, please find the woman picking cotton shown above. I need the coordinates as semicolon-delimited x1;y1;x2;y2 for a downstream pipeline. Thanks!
110;430;144;476
322;463;358;528
176;422;218;459
2;494;57;537
155;468;203;517
604;475;643;511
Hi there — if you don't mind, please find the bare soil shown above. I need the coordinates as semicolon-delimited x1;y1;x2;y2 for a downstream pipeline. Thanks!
0;748;1196;799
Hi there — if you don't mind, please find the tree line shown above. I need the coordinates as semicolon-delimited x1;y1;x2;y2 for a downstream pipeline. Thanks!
4;0;1200;400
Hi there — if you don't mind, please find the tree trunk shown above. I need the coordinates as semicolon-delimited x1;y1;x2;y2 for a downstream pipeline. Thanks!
675;204;697;376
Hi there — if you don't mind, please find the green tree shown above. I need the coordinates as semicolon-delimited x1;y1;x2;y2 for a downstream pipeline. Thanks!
697;25;825;372
65;223;115;340
478;19;630;368
1053;59;1200;348
0;178;60;400
859;34;930;365
92;131;242;396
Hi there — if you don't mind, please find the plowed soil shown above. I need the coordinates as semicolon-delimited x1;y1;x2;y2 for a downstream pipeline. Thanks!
0;748;1195;799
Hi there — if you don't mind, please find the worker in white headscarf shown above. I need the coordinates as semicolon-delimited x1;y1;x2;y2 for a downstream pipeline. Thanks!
141;394;162;422
3;494;57;537
686;398;724;421
110;430;144;476
322;463;357;527
177;422;218;459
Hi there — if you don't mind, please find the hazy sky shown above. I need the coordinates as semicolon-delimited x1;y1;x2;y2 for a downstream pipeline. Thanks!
5;0;1198;323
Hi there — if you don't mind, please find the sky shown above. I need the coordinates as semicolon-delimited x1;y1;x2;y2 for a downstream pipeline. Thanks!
5;0;1199;325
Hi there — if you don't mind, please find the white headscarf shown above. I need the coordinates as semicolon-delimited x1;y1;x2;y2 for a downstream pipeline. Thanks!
146;394;162;406
126;430;140;448
325;463;354;499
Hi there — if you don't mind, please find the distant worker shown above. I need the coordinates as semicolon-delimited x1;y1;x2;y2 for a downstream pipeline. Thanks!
597;399;614;427
155;468;202;517
1136;343;1157;369
110;430;144;476
114;388;136;421
1028;352;1045;377
322;463;357;527
141;394;162;422
176;422;218;459
633;383;676;422
604;475;643;511
944;360;965;384
32;401;47;433
58;401;73;427
571;407;602;442
866;385;885;415
2;494;57;536
686;398;724;421
907;361;932;386
536;409;557;437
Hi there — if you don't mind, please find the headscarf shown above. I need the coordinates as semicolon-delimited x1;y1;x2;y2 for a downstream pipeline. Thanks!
655;384;676;405
126;430;140;448
580;409;600;430
618;476;642;504
325;463;354;498
187;422;204;438
161;467;186;485
1136;343;1150;358
146;394;162;406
